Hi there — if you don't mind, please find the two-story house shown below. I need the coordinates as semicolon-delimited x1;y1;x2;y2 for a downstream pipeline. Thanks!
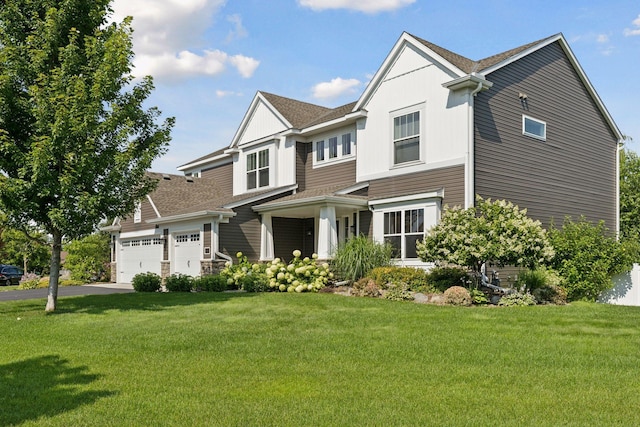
105;32;622;284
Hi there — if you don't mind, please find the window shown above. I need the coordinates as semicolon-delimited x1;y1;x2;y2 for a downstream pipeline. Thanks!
523;115;546;140
133;202;142;223
342;133;351;156
328;137;338;159
383;208;424;258
316;140;325;161
393;111;420;164
247;149;269;190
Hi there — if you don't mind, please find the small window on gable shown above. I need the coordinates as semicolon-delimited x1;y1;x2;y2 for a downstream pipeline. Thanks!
133;202;142;223
523;115;546;140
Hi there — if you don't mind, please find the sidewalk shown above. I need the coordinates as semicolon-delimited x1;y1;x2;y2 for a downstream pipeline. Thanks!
0;282;134;302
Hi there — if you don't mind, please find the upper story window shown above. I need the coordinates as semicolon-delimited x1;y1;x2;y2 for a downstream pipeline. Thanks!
523;115;546;140
247;148;269;190
393;111;420;164
314;131;355;166
133;202;142;223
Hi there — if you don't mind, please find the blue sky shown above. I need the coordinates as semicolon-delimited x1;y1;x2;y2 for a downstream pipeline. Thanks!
111;0;640;173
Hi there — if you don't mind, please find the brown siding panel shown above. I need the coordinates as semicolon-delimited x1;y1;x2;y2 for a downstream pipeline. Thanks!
301;141;356;189
475;41;617;229
368;165;465;208
201;162;233;196
119;200;157;234
273;217;306;260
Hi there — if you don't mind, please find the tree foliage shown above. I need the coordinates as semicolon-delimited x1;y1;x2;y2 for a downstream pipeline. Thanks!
548;217;637;302
0;226;51;274
0;1;173;310
63;232;111;282
416;197;554;272
620;148;640;241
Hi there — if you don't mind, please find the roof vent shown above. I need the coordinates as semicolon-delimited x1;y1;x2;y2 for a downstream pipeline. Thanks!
162;174;171;180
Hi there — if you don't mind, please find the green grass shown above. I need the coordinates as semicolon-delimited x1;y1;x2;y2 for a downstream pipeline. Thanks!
1;293;640;426
0;285;19;292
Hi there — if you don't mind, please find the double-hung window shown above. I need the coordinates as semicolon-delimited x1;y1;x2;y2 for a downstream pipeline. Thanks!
393;111;420;164
342;133;352;156
328;137;338;159
316;140;325;162
383;208;424;259
247;148;269;190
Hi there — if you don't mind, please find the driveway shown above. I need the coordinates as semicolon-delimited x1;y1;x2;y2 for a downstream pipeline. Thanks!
0;283;134;302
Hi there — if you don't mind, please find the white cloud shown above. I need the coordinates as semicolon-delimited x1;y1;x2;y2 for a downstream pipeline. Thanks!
624;14;640;36
216;90;243;98
111;0;260;81
596;34;609;43
226;14;248;42
298;0;415;13
312;78;361;100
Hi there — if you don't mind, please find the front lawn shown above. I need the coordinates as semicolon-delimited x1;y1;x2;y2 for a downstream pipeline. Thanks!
1;293;639;426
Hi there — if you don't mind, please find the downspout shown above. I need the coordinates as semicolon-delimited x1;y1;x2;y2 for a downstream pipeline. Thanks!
466;81;484;209
616;141;622;239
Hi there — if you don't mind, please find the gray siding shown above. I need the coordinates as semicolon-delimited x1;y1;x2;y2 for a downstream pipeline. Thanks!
201;162;233;196
475;41;618;229
368;165;465;208
298;142;356;190
272;217;315;260
119;200;156;234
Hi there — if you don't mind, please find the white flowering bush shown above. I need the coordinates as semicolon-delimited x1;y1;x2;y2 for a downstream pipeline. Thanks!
220;252;267;290
417;196;555;273
265;250;333;293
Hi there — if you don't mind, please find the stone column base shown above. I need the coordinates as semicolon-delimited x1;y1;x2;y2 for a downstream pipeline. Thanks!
200;260;228;276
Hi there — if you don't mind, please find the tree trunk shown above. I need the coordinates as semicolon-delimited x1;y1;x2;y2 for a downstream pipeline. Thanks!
45;229;63;312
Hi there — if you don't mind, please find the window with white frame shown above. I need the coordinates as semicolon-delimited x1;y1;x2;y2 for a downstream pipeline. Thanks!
133;202;142;223
393;111;421;165
247;148;270;190
314;132;355;165
383;208;424;259
523;115;546;140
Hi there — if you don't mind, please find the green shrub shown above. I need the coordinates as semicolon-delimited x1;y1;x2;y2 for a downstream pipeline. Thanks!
427;266;469;292
497;292;537;306
132;272;161;292
469;288;489;305
240;273;268;293
18;273;40;290
264;250;332;293
515;267;562;294
533;284;567;305
164;274;193;292
368;266;432;292
383;283;415;301
548;217;636;301
331;235;393;282
443;286;472;306
194;275;228;292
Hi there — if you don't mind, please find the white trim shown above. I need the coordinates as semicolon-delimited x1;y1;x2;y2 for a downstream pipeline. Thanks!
223;184;298;209
177;153;231;171
147;210;235;225
147;194;161;218
335;181;369;195
229;92;292;149
359;157;465;182
252;194;368;213
119;229;162;239
522;114;547;141
369;189;444;209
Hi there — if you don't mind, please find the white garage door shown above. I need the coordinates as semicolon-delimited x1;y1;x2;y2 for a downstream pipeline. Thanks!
173;232;201;277
119;237;163;283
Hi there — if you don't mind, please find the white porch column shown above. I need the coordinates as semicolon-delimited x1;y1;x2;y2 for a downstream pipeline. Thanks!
211;222;219;256
260;213;275;261
317;206;337;259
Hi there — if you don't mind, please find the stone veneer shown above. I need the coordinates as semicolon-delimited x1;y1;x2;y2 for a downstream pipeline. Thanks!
200;260;227;276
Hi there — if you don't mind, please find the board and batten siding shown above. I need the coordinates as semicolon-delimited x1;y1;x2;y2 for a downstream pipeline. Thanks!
367;165;465;209
201;162;233;196
474;41;618;229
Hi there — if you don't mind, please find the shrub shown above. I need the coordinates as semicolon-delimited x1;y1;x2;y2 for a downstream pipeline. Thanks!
331;235;393;282
533;284;567;305
164;274;194;292
265;251;332;293
515;267;562;294
427;266;469;292
240;273;268;293
18;273;40;290
469;288;489;305
194;275;228;292
368;266;432;292
548;217;636;301
384;283;415;301
497;292;537;306
351;278;381;297
63;232;110;282
443;286;472;306
132;272;161;292
417;196;555;273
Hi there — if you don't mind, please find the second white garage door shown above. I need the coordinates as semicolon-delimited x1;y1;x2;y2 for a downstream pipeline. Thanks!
119;237;163;283
173;232;201;277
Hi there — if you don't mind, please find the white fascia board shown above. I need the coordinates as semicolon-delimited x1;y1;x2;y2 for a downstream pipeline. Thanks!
334;181;369;195
369;189;444;209
300;110;367;136
229;92;293;149
443;74;493;92
223;184;299;209
354;32;465;111
236;134;281;150
119;229;162;239
482;33;622;141
100;224;121;232
177;153;232;171
147;210;236;225
253;195;368;213
147;194;161;218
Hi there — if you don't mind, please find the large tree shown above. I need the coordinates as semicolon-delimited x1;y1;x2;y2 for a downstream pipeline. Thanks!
0;1;173;310
620;148;640;241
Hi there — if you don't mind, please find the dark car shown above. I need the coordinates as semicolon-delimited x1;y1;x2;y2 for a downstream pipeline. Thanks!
0;265;23;286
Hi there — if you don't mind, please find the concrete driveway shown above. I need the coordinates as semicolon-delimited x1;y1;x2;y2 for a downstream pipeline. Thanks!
0;283;134;302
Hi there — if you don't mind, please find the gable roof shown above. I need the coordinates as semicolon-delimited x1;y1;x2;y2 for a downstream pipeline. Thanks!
260;92;332;129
